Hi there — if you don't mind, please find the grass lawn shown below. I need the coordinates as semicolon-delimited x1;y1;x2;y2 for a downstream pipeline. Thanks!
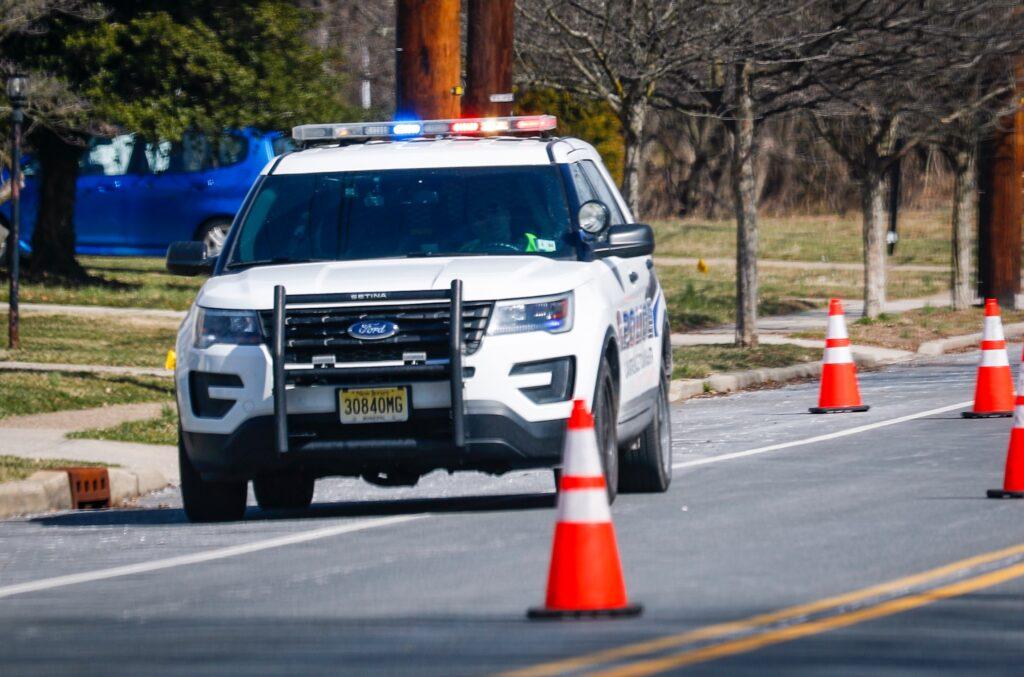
0;455;109;483
652;210;951;266
0;256;203;310
0;371;174;419
0;312;178;368
794;306;1024;351
69;404;178;446
672;343;820;380
659;263;946;332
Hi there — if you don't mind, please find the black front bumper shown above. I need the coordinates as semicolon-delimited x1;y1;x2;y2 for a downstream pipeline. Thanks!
182;401;566;481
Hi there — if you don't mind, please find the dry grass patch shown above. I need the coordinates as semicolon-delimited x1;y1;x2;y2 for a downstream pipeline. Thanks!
69;404;178;446
793;306;1024;351
672;343;820;380
0;455;108;483
0;372;174;419
652;210;951;266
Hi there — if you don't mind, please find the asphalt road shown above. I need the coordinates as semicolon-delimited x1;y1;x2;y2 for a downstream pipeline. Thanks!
2;351;1023;675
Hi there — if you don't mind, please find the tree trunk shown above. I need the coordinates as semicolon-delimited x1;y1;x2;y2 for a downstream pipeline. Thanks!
620;99;647;218
731;62;759;347
860;171;887;318
951;147;976;310
28;128;85;279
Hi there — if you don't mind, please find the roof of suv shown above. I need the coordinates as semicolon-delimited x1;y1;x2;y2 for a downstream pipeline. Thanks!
268;136;593;175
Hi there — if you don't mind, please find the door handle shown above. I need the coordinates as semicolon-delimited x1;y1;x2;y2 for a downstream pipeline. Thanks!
629;271;639;283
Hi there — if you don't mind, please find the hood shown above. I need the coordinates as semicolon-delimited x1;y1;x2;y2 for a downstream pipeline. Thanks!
196;256;594;310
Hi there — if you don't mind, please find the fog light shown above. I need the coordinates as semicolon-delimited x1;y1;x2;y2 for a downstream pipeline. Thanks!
510;357;574;404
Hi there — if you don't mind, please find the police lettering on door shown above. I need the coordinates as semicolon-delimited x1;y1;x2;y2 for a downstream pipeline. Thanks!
618;301;655;377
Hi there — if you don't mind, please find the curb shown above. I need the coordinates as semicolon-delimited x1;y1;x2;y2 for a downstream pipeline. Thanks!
0;361;173;378
917;322;1024;357
0;467;171;520
668;353;909;403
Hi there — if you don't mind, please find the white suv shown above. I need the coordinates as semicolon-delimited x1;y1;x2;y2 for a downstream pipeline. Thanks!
167;116;673;522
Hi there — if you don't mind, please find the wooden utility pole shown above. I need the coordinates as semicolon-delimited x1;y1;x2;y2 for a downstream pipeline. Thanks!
977;62;1024;308
465;0;514;118
395;0;461;120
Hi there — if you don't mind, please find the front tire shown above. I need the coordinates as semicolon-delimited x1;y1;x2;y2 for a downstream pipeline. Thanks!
619;374;673;493
254;473;315;510
593;356;620;504
179;437;248;523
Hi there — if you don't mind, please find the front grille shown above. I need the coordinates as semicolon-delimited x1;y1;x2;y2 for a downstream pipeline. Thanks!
259;301;492;365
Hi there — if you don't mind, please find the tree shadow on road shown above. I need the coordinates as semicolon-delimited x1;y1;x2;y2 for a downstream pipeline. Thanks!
29;491;556;528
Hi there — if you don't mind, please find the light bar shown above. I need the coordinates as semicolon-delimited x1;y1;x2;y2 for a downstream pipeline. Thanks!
292;115;557;142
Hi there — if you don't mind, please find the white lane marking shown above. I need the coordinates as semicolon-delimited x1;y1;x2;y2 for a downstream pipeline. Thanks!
0;514;426;600
673;400;973;470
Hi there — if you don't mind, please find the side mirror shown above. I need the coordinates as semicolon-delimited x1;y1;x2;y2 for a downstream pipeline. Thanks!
166;241;214;276
577;200;610;234
592;224;655;259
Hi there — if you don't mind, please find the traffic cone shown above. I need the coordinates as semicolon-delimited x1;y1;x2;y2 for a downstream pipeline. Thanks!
963;298;1014;418
987;390;1024;499
528;400;642;620
809;299;869;414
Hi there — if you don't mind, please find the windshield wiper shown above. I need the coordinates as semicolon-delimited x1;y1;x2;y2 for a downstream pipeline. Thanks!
403;251;488;258
226;257;329;270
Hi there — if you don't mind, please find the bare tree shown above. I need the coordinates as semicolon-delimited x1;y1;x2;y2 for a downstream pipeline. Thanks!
516;0;713;216
810;1;1023;317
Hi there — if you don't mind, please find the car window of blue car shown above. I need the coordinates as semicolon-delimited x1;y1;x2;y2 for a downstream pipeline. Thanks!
147;132;249;174
80;134;143;176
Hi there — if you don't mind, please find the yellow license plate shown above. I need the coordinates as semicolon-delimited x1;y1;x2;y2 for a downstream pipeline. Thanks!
338;387;409;424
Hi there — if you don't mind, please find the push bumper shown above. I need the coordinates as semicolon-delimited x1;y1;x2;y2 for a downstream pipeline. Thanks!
182;401;566;481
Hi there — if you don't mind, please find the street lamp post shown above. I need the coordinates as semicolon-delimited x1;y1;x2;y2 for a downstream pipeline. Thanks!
6;74;26;350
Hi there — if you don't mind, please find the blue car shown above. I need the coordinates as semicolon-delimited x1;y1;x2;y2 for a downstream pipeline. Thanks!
0;128;291;259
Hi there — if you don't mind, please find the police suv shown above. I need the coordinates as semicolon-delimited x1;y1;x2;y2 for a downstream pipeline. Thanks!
167;115;673;522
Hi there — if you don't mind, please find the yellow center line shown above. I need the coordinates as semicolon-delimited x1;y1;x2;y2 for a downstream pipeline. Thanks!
501;543;1024;677
595;560;1024;676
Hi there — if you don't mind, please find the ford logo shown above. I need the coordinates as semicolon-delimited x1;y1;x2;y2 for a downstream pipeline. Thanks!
347;320;399;341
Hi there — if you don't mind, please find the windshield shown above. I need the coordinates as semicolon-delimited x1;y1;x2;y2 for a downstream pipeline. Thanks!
226;165;574;267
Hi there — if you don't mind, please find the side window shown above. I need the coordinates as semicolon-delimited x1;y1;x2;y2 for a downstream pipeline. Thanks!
79;135;141;176
272;136;295;157
568;163;596;203
216;133;248;167
580;160;625;224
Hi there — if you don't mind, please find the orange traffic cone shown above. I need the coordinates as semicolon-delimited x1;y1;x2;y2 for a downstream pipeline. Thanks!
528;400;642;620
987;371;1024;498
809;299;869;414
963;298;1015;419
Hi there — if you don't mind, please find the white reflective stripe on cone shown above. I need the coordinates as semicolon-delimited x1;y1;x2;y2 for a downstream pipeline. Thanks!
980;350;1010;368
826;315;849;340
824;346;854;365
561;429;604;477
983;316;1006;341
557;487;612;523
1014;405;1024;429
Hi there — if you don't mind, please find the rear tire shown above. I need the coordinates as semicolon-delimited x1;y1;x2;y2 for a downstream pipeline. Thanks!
593;356;619;504
619;374;673;493
179;437;248;523
254;473;315;510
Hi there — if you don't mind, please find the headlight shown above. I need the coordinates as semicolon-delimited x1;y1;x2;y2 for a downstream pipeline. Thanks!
194;307;262;349
488;292;573;335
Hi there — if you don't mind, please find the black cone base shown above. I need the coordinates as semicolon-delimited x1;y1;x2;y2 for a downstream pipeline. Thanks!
809;405;870;414
962;411;1012;419
527;603;643;620
987;489;1024;499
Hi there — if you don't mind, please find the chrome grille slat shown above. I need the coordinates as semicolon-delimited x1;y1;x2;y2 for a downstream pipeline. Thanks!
260;300;491;364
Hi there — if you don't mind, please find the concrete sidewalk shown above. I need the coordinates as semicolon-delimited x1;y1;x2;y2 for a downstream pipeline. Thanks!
0;402;178;484
0;361;172;378
655;256;949;273
0;301;186;321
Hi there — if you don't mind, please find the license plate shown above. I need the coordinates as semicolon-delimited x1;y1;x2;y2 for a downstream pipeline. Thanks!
338;387;409;424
